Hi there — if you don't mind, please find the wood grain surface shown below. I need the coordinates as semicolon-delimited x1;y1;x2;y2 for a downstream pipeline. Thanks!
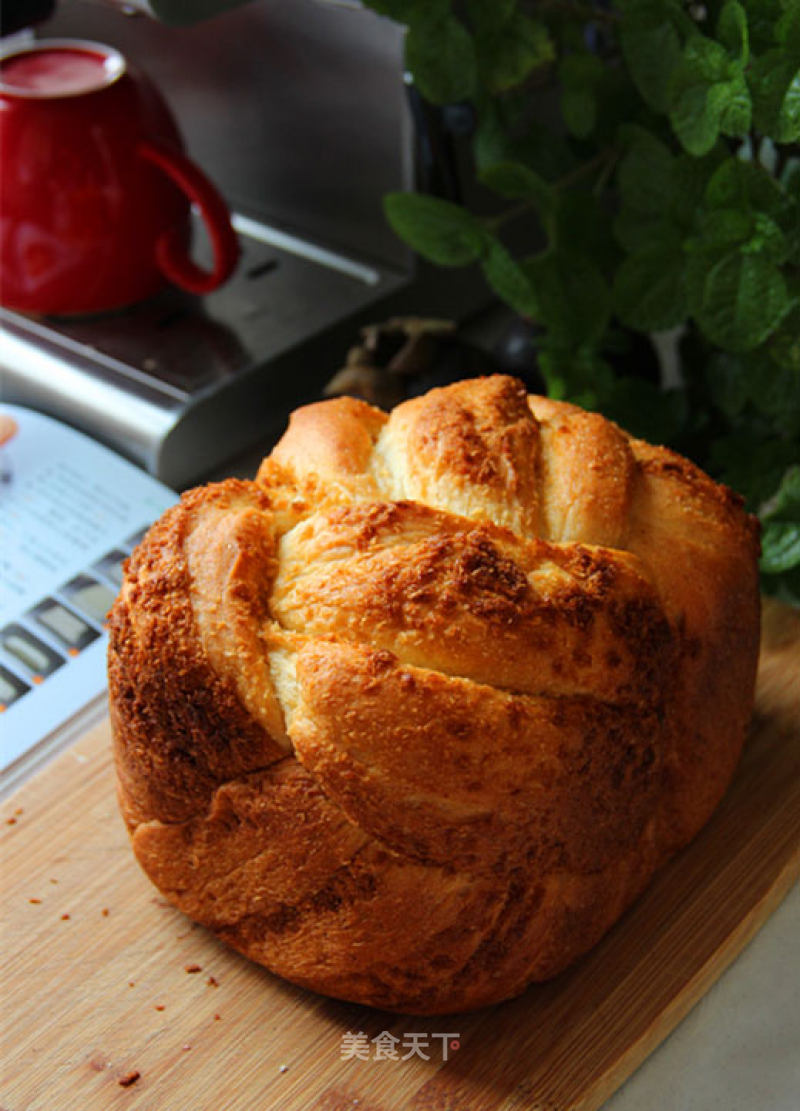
1;601;798;1111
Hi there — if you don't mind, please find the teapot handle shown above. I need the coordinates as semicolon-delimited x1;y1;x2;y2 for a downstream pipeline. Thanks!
138;138;239;295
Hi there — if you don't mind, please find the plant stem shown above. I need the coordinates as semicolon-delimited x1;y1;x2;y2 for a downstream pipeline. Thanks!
483;147;617;233
555;146;616;190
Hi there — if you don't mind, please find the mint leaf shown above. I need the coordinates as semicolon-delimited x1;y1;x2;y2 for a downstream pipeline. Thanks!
614;127;676;252
538;343;616;410
668;35;751;153
747;358;800;432
749;52;800;144
670;81;728;156
704;351;750;419
474;100;576;180
406;13;476;104
556;191;620;272
670;148;728;228
617;126;674;214
760;521;800;573
601;377;688;445
719;68;752;137
620;1;682;112
691;208;788;262
747;0;785;53
694;252;794;351
465;0;515;32
559;53;605;139
705;159;787;217
711;431;799;510
476;11;554;95
478;161;555;210
777;1;800;59
383;193;486;265
524;250;611;346
613;247;688;332
717;1;749;64
762;465;800;523
480;237;540;319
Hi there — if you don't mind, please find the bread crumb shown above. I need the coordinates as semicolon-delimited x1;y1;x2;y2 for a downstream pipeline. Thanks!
206;975;218;987
184;963;202;974
155;1004;165;1011
6;818;16;826
61;913;70;920
213;1013;221;1021
128;981;135;988
118;1070;140;1088
28;898;41;904
279;1064;289;1073
101;908;109;917
182;1044;191;1052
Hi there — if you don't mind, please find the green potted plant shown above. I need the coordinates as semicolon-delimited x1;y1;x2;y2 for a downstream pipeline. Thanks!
362;0;800;602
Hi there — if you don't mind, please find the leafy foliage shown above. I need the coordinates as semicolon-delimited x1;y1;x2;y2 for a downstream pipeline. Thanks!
363;0;800;601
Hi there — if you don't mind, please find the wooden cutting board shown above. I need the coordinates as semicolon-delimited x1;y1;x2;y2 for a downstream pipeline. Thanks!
2;600;798;1111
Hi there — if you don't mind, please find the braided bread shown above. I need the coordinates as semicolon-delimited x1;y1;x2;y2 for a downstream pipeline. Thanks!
108;375;761;1013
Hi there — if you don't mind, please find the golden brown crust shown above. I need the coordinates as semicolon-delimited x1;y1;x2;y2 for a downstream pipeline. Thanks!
108;375;760;1013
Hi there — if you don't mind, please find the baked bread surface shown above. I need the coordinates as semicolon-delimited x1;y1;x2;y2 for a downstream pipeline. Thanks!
108;375;761;1013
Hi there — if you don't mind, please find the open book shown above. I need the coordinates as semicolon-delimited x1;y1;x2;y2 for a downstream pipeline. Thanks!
0;405;177;795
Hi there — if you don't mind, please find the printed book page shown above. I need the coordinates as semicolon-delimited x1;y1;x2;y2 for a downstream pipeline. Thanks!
0;405;177;789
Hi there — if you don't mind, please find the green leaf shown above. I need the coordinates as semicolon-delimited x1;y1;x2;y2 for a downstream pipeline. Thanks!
760;521;800;573
717;1;749;64
718;69;752;138
670;80;727;156
613;247;688;332
690;208;788;262
601;377;688;445
620;1;683;112
474;101;576;180
769;307;800;372
761;465;800;521
710;430;799;510
383;193;486;265
694;252;794;351
668;34;750;154
746;0;784;54
704;351;750;419
617;126;674;214
556;190;620;272
614;127;677;253
777;1;800;59
538;343;617;410
478;161;555;213
476;11;554;95
405;13;477;104
670;148;728;229
692;207;755;250
705;159;787;217
465;0;515;32
559;53;605;139
523;250;611;346
749;53;800;144
480;237;540;319
741;213;788;261
748;358;800;434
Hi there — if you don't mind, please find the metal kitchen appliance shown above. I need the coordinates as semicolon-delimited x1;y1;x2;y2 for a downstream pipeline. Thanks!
0;0;491;488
